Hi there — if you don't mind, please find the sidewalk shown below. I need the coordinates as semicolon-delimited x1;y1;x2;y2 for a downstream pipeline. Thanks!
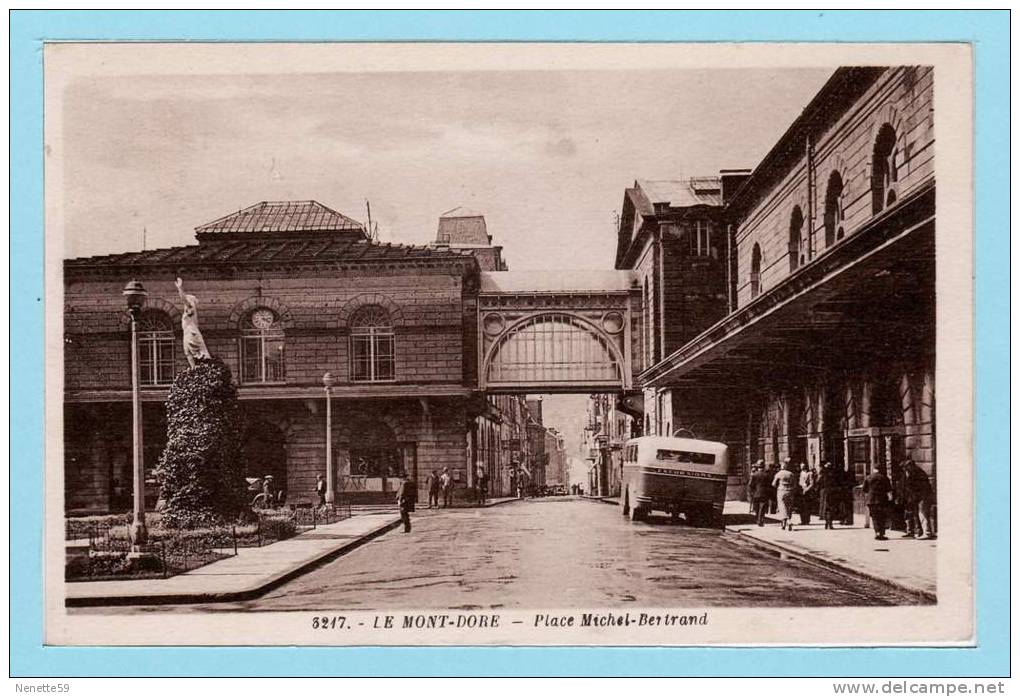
722;501;936;601
583;495;935;601
65;512;400;607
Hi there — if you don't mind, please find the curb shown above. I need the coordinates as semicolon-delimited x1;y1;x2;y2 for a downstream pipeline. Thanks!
723;526;937;604
587;495;934;604
65;516;401;608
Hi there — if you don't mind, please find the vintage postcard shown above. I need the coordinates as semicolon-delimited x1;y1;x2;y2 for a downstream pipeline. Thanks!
43;41;973;647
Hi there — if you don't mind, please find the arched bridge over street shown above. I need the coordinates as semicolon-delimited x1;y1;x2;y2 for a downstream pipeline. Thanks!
476;271;643;395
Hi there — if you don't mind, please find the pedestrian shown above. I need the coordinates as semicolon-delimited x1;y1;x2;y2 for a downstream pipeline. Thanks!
772;459;798;531
862;463;893;540
261;475;275;510
395;472;417;533
817;462;840;529
798;463;816;526
440;467;453;508
315;474;327;507
477;465;489;505
901;459;937;540
748;461;772;527
426;469;440;509
839;464;857;525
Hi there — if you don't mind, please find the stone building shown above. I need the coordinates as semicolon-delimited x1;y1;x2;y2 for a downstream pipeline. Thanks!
63;200;496;512
613;172;749;439
581;393;634;497
642;67;936;508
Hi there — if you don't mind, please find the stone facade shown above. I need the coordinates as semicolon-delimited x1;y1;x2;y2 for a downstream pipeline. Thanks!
641;67;937;510
63;201;487;512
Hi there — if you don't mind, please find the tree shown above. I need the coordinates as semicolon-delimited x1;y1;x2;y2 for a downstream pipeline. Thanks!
155;357;246;528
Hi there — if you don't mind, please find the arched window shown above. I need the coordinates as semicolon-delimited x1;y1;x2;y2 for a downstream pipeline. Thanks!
241;308;285;384
750;243;762;299
350;305;395;382
138;311;174;386
872;123;898;214
788;206;805;272
824;171;845;247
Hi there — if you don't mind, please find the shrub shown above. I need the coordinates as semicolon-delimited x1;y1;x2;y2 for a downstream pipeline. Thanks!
258;516;297;541
155;358;246;528
65;513;131;540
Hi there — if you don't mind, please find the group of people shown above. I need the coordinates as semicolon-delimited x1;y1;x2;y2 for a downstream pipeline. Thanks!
425;467;456;509
747;457;936;541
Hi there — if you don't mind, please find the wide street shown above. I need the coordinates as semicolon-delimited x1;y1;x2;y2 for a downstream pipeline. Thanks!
79;498;922;613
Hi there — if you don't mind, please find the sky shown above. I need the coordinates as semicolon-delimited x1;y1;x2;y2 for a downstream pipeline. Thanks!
59;66;831;270
58;62;831;439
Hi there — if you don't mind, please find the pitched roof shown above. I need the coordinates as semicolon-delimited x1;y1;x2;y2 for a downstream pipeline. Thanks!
65;238;476;271
195;201;367;240
635;178;723;209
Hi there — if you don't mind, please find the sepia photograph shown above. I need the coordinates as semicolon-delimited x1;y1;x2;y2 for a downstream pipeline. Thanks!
41;41;974;648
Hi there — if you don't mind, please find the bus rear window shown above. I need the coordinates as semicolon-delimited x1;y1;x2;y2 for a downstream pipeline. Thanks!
656;449;715;465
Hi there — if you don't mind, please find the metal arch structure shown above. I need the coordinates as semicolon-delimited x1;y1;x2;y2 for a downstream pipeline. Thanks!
477;273;640;393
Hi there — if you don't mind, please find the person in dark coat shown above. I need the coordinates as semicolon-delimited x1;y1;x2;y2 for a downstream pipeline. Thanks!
396;473;417;533
817;462;841;530
862;464;893;540
839;465;857;525
901;459;936;539
477;466;489;504
426;470;440;509
748;462;773;527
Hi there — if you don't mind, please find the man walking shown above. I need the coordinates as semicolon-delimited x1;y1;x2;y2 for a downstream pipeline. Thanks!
395;472;416;533
426;469;440;509
748;461;772;527
862;463;893;540
440;467;453;508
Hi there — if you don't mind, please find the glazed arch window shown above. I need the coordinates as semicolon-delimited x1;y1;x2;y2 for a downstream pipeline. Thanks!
138;311;175;386
750;243;763;299
350;305;395;382
241;308;286;384
824;171;845;247
872;123;899;214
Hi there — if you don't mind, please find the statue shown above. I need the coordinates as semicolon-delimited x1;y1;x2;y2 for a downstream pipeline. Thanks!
176;277;211;367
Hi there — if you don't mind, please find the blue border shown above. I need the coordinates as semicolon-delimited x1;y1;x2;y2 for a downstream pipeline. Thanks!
10;10;1009;677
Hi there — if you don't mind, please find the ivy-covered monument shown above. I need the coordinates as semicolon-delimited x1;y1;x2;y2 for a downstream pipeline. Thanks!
155;279;246;527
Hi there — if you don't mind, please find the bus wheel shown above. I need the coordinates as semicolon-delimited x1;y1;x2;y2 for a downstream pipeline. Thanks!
629;502;645;522
671;510;681;524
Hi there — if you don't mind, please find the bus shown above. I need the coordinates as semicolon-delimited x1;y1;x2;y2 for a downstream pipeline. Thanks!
621;436;729;527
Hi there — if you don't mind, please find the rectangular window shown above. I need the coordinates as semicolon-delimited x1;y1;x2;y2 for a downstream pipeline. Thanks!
655;449;716;465
351;332;396;382
241;333;286;384
691;220;712;257
139;334;175;386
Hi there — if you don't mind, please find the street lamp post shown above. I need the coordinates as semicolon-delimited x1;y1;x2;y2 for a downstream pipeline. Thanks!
322;371;336;505
122;279;149;553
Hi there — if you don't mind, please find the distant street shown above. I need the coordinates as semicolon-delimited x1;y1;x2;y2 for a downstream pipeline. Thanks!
79;498;922;613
